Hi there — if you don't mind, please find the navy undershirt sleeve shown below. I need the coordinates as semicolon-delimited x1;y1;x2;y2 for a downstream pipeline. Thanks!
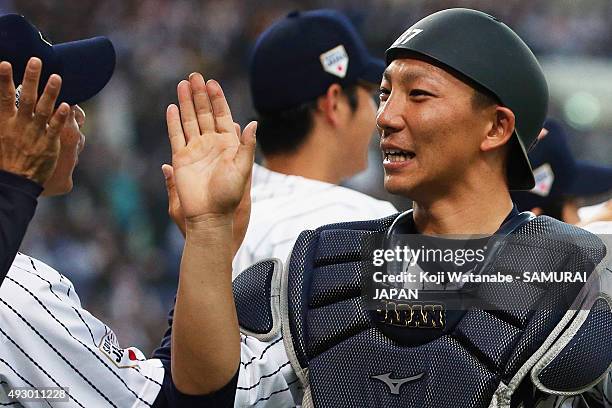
0;170;42;285
152;300;238;407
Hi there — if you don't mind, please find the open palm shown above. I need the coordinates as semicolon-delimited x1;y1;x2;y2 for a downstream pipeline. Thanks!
166;73;256;220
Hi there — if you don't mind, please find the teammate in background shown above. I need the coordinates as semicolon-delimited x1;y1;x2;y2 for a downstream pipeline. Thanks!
512;119;612;227
0;14;248;406
236;9;397;272
164;10;396;276
159;8;611;407
512;121;612;407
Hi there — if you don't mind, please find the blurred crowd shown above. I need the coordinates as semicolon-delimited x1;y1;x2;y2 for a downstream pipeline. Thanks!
4;0;612;353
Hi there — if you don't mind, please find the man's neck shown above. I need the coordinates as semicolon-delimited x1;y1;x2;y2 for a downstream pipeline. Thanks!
412;187;514;236
263;131;343;185
263;155;341;184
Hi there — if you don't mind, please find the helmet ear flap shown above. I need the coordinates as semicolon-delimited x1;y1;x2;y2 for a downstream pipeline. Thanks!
507;133;536;191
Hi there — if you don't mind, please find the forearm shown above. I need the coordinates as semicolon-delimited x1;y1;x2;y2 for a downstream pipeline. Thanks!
0;170;42;284
171;214;240;395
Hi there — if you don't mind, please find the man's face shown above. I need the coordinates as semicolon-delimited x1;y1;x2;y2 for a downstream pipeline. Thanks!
42;105;86;196
377;58;493;200
341;84;378;176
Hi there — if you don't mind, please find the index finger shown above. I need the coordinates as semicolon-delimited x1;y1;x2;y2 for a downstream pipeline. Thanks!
166;104;186;154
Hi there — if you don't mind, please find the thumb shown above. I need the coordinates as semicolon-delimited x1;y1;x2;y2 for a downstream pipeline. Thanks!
162;164;176;197
162;163;187;237
235;121;257;178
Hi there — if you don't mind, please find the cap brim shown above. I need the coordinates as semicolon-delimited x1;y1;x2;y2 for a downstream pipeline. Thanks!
53;36;115;105
357;56;385;85
507;132;536;191
568;161;612;196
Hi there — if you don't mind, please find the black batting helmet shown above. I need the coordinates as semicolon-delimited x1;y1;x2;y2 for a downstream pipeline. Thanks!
386;8;548;190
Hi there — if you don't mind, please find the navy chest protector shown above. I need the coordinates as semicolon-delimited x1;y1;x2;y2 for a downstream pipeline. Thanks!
233;212;612;407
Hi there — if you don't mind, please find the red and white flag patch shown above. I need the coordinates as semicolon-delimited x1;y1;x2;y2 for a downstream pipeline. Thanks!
320;45;349;78
99;331;145;368
531;163;555;197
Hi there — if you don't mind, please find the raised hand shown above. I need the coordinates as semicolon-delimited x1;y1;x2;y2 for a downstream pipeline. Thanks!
167;73;255;394
166;73;256;223
0;58;70;185
161;120;252;252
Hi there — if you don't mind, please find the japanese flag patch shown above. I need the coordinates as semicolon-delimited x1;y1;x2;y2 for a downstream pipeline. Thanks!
531;163;555;197
320;45;349;78
99;331;145;368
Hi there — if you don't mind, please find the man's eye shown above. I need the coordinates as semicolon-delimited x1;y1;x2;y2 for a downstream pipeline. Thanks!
379;88;390;100
409;89;433;97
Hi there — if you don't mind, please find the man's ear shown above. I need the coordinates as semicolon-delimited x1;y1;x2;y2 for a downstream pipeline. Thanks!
480;106;516;152
316;83;344;126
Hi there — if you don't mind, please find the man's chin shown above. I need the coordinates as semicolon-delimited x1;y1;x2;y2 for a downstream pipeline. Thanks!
383;177;414;197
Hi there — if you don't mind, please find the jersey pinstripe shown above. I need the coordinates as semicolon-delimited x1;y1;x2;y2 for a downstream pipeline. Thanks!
233;164;397;406
236;333;299;407
0;253;164;407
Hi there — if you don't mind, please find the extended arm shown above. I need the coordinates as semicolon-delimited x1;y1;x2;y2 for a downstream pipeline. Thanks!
166;72;256;396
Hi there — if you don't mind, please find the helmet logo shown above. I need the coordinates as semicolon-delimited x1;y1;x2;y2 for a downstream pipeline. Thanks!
392;28;423;47
38;31;53;47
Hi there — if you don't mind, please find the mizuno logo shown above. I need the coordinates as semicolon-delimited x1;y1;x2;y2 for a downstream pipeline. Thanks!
370;372;424;395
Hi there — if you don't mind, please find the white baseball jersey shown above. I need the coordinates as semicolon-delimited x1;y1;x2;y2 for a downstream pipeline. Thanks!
233;164;397;276
231;164;396;406
235;333;300;407
581;221;612;235
0;252;164;407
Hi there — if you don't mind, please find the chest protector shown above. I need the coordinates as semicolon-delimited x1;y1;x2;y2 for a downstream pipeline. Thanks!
233;212;612;407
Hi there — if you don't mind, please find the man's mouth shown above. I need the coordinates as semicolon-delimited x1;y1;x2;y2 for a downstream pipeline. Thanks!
383;149;415;163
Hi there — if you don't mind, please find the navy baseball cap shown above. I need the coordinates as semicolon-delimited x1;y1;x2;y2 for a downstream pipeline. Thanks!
0;14;115;105
250;9;384;113
512;119;612;211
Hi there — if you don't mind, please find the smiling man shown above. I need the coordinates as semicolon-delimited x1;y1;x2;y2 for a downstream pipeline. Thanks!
161;8;611;407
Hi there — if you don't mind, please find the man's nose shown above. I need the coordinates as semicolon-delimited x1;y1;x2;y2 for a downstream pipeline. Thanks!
376;98;403;138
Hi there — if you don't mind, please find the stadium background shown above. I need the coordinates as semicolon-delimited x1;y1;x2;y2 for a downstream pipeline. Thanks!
4;0;612;354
